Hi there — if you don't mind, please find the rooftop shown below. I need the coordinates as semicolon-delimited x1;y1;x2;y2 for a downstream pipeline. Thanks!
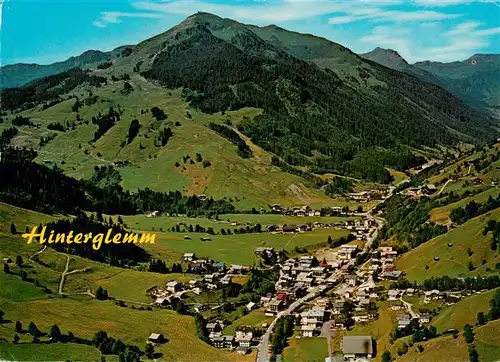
342;336;373;355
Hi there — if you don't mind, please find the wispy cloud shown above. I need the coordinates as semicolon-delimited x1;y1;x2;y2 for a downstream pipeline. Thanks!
360;19;500;62
132;0;358;23
414;0;496;7
328;9;460;24
93;11;164;28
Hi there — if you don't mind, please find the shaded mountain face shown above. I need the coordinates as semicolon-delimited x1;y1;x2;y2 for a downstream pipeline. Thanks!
2;12;498;183
137;12;496;181
361;48;500;114
414;54;500;112
0;47;133;89
360;47;443;87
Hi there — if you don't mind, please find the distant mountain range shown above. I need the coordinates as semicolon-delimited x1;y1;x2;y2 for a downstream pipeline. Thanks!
1;12;498;184
0;46;133;89
361;47;500;114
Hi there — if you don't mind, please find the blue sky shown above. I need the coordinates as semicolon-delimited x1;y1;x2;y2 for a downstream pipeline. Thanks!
1;0;499;66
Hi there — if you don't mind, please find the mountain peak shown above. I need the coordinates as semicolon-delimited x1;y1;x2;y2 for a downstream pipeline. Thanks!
361;47;409;69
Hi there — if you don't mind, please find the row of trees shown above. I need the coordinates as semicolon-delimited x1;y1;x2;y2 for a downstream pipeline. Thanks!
208;122;252;158
450;195;500;225
391;275;500;292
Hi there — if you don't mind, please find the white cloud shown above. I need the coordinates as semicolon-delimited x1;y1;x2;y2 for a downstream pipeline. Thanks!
413;0;498;6
93;20;106;28
360;17;500;62
93;11;164;28
132;0;357;23
446;20;481;34
329;9;460;24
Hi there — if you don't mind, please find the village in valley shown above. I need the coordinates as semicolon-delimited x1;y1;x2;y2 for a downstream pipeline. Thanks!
138;182;457;362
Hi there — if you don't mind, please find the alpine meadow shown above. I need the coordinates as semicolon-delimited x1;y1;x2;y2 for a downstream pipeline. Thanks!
0;5;499;362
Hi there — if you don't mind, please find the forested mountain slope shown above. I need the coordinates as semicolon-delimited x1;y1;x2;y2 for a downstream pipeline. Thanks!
132;13;496;182
1;12;498;189
362;47;500;115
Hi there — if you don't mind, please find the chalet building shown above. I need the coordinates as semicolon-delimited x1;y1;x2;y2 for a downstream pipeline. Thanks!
342;336;374;360
148;333;165;344
338;245;358;260
212;336;225;348
419;312;431;324
194;303;209;313
236;331;253;347
397;314;412;329
224;335;235;348
267;299;284;312
381;270;402;280
301;324;317;337
331;301;345;315
183;253;196;261
155;298;169;306
206;323;222;333
390;300;404;311
166;281;182;293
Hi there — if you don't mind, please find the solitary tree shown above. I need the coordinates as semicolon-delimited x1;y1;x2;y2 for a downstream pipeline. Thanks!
95;286;109;301
3;263;10;274
463;324;474;344
16;255;23;267
145;343;154;359
476;312;487;326
49;325;62;341
10;223;17;234
15;321;23;333
381;350;392;362
28;321;41;337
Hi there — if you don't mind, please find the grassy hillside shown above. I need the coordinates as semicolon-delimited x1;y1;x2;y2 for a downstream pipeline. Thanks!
1;75;336;210
0;202;259;361
395;208;500;282
432;288;499;332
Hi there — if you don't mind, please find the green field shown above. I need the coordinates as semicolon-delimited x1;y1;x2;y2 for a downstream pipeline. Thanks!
145;227;350;266
396;208;500;282
431;288;499;333
430;188;500;223
0;298;252;362
223;309;274;335
475;319;500;362
0;342;105;362
118;212;354;233
283;337;329;362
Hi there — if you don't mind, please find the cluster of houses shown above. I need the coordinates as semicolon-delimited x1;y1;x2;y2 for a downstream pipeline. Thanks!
150;257;249;306
346;189;389;203
403;184;438;197
205;323;263;355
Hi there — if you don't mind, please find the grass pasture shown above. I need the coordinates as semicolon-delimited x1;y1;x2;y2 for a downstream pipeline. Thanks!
0;298;253;362
6;77;335;210
283;336;329;362
223;309;274;335
0;342;105;362
146;228;350;266
396;208;500;282
431;288;499;333
430;188;500;224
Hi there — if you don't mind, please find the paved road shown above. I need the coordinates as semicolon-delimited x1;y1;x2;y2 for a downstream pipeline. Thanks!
256;269;350;362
